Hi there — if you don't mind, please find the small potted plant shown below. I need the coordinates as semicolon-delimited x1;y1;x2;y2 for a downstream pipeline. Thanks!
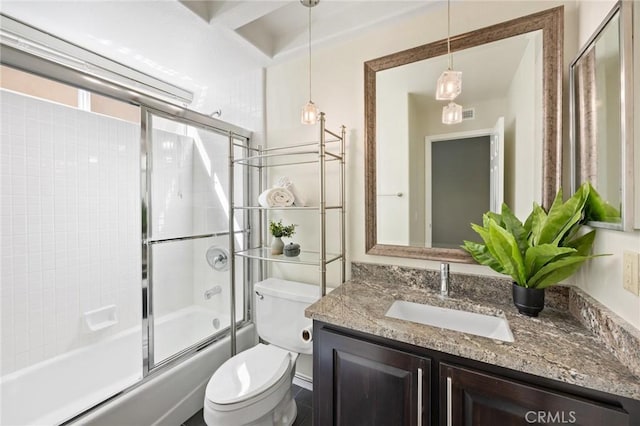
462;183;607;317
269;219;296;255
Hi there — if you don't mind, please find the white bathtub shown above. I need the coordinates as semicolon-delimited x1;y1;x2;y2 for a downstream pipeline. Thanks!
0;306;256;426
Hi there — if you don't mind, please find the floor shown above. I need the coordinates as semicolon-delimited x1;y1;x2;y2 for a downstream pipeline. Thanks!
182;384;313;426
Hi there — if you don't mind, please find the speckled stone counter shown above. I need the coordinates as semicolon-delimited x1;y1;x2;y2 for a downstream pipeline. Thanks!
306;263;640;401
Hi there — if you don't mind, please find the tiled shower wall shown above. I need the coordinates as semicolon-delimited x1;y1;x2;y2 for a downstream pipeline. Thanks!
0;89;141;375
150;125;244;321
150;129;195;318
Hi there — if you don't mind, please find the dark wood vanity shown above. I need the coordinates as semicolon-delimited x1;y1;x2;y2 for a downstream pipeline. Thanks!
313;321;640;426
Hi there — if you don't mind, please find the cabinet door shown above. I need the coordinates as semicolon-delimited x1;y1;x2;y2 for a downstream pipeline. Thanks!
440;363;630;426
315;326;430;426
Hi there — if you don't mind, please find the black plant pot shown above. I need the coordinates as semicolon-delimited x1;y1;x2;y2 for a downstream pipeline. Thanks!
512;283;545;317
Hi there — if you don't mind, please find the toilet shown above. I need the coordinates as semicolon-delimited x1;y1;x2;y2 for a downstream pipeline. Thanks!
203;278;318;426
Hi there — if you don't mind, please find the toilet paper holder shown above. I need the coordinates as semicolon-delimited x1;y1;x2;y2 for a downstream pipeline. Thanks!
301;326;312;343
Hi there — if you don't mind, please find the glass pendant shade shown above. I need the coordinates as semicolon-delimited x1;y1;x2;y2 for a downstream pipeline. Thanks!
301;0;320;125
301;100;319;125
435;70;462;100
442;101;462;124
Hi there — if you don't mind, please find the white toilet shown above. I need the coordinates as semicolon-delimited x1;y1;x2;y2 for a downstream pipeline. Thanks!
203;278;318;426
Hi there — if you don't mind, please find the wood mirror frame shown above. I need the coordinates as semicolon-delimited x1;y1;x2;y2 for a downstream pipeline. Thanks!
364;6;563;262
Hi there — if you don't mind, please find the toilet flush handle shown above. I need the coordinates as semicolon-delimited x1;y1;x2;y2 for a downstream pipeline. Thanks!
255;291;264;300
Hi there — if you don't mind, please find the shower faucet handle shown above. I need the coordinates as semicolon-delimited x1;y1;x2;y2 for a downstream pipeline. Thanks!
205;246;229;271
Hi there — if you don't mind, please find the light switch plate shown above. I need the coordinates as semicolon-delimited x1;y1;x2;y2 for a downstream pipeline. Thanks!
622;251;640;296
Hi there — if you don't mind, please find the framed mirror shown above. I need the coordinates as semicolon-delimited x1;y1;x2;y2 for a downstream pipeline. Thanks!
364;7;563;262
570;0;634;231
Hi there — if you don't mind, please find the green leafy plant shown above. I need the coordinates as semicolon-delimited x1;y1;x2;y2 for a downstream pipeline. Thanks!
584;184;621;223
269;219;296;238
462;183;607;289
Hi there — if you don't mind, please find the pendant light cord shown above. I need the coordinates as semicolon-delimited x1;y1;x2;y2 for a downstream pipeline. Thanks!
447;0;452;70
308;5;313;103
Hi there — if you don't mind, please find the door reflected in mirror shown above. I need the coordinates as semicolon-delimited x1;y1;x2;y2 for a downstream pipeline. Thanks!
376;31;542;248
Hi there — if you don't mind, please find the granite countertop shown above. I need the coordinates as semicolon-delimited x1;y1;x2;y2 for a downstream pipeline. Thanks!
306;272;640;401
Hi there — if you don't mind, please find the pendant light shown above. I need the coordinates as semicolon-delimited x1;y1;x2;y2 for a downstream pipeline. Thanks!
442;102;462;124
435;0;462;101
301;0;320;125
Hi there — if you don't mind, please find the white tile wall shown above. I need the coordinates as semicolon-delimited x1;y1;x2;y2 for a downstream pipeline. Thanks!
189;129;245;321
149;125;244;321
202;68;264;146
0;90;141;375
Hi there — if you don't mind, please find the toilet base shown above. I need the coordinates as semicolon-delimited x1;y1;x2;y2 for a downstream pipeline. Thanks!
204;382;297;426
247;396;297;426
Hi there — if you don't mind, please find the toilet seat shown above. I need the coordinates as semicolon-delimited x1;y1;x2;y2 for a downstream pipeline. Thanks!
205;344;293;409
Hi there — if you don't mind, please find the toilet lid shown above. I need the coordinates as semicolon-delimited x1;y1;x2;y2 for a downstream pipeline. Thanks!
206;344;291;405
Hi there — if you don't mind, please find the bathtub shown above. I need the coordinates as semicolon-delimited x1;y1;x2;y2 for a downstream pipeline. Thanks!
0;306;256;426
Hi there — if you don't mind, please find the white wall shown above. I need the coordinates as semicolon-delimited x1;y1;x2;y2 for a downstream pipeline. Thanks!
376;73;410;245
150;123;244;326
204;68;266;148
408;93;425;246
0;90;141;375
571;0;640;329
150;129;195;318
506;33;542;219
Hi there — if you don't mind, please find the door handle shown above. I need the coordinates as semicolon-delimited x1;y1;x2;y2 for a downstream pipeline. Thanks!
417;367;423;426
447;376;452;426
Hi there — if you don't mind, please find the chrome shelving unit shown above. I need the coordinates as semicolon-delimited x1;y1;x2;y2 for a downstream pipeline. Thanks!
228;112;346;297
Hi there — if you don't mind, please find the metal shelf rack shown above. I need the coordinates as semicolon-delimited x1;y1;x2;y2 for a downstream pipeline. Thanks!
228;112;346;297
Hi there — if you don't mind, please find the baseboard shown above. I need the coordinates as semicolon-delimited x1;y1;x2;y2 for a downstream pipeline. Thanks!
293;374;312;391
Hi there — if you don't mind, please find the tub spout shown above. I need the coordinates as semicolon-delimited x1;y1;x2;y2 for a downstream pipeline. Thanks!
204;285;222;299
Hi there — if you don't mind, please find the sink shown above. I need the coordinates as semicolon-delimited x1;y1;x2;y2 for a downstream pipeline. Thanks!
385;300;514;342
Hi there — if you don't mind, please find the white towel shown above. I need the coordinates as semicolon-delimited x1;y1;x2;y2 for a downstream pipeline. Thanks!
276;176;308;207
258;187;294;207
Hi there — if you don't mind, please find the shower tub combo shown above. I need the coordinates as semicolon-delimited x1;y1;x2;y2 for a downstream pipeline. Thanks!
0;41;255;424
1;307;255;426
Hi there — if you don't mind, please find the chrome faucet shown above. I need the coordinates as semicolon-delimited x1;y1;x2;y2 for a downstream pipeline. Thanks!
204;285;222;300
440;263;449;297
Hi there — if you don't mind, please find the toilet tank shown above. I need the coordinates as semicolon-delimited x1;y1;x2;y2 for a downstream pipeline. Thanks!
254;278;319;355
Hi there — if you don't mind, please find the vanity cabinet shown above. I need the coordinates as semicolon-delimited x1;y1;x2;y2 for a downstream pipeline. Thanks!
313;322;639;426
441;363;629;426
314;326;430;426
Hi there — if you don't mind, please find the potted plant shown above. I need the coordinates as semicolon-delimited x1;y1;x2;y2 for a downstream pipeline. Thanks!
269;220;296;255
462;183;607;317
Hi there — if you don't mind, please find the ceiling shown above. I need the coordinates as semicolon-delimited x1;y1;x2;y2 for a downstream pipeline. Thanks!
378;31;537;103
0;0;438;111
178;0;436;61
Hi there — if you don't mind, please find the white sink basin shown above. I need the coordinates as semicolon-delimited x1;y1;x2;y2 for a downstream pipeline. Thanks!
385;300;514;342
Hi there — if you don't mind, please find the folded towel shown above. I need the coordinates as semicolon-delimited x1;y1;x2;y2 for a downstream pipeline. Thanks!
276;176;308;207
258;187;294;207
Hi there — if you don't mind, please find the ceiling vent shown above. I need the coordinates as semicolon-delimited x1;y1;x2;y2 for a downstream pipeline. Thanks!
462;108;475;120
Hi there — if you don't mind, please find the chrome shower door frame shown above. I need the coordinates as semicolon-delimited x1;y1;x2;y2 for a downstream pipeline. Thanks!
140;106;253;375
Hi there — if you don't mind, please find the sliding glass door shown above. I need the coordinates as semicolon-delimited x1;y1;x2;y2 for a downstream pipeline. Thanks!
143;110;248;369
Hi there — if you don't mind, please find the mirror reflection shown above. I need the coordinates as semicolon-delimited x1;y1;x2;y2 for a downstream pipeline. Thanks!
365;6;563;262
376;31;543;248
571;8;624;225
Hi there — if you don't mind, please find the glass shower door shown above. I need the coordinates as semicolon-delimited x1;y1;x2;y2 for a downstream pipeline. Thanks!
143;110;247;368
